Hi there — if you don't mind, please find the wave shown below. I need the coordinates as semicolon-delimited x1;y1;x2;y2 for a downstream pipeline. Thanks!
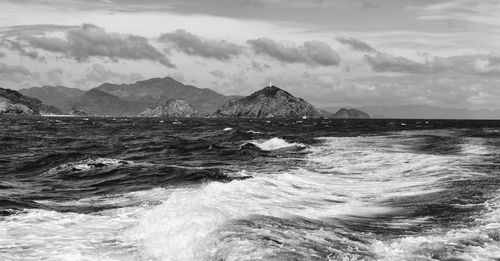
126;170;393;261
249;137;305;151
371;191;500;260
125;132;499;260
43;157;147;176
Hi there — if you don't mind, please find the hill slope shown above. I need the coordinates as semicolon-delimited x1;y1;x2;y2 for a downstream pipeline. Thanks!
60;89;145;116
139;99;198;117
95;77;238;113
19;86;85;108
215;86;322;118
0;87;63;115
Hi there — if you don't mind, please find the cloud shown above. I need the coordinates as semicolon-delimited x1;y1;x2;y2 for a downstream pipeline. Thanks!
0;62;39;83
44;68;65;85
364;52;430;73
159;29;243;61
0;51;5;58
251;61;263;71
349;74;500;109
0;39;41;60
247;38;340;66
210;70;225;79
80;64;144;84
21;24;174;67
365;52;500;76
336;36;377;53
416;0;500;27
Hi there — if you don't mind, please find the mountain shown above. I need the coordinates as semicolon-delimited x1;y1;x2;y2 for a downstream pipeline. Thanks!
332;108;370;119
0;87;63;115
60;89;144;116
358;105;500;119
95;77;239;113
138;99;198;117
19;86;85;108
215;86;322;118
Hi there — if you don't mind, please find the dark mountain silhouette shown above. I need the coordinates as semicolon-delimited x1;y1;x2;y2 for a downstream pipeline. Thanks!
215;86;322;118
0;87;63;115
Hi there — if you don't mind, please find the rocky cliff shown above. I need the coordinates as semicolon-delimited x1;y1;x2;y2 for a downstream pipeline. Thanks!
0;87;63;115
215;86;322;118
333;108;370;119
138;99;198;117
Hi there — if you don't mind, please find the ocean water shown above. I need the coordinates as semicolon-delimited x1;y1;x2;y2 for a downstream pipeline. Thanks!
0;117;499;261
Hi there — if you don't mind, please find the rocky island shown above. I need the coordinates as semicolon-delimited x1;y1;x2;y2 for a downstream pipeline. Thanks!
0;87;63;115
215;86;322;118
333;108;370;119
138;98;198;117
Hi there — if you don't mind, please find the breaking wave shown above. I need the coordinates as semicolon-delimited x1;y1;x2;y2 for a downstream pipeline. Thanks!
249;137;305;151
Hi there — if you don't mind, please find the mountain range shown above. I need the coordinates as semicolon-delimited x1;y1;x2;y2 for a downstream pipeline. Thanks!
11;76;499;119
19;77;240;116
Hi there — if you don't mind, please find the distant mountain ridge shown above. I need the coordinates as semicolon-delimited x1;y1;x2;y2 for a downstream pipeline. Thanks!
359;105;500;119
60;89;145;117
95;77;240;113
19;86;85;108
22;77;240;116
323;105;500;119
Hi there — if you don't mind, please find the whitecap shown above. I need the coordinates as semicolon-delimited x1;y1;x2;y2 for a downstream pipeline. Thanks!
44;158;150;176
249;137;305;151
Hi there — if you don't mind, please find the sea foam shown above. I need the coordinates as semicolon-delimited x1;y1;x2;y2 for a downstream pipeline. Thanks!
249;137;305;151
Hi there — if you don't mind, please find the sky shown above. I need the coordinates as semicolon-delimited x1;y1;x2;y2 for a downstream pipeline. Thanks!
0;0;499;109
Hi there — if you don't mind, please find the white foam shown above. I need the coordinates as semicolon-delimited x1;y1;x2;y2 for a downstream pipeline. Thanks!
2;131;497;261
126;170;396;261
461;137;491;155
44;158;150;176
250;137;305;151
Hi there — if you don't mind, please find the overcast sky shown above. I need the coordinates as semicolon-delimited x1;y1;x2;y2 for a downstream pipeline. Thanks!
0;0;499;109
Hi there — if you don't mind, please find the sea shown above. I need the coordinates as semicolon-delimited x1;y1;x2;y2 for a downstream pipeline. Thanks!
0;116;499;261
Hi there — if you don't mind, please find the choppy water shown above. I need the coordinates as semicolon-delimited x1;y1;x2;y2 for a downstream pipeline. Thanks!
0;117;499;261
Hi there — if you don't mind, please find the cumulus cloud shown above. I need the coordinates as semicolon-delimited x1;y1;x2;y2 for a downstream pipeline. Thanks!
159;29;243;61
44;68;65;85
81;64;144;84
21;24;174;67
364;53;430;73
0;39;41;60
210;70;225;79
247;38;340;66
0;62;39;83
336;36;377;53
365;52;500;76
